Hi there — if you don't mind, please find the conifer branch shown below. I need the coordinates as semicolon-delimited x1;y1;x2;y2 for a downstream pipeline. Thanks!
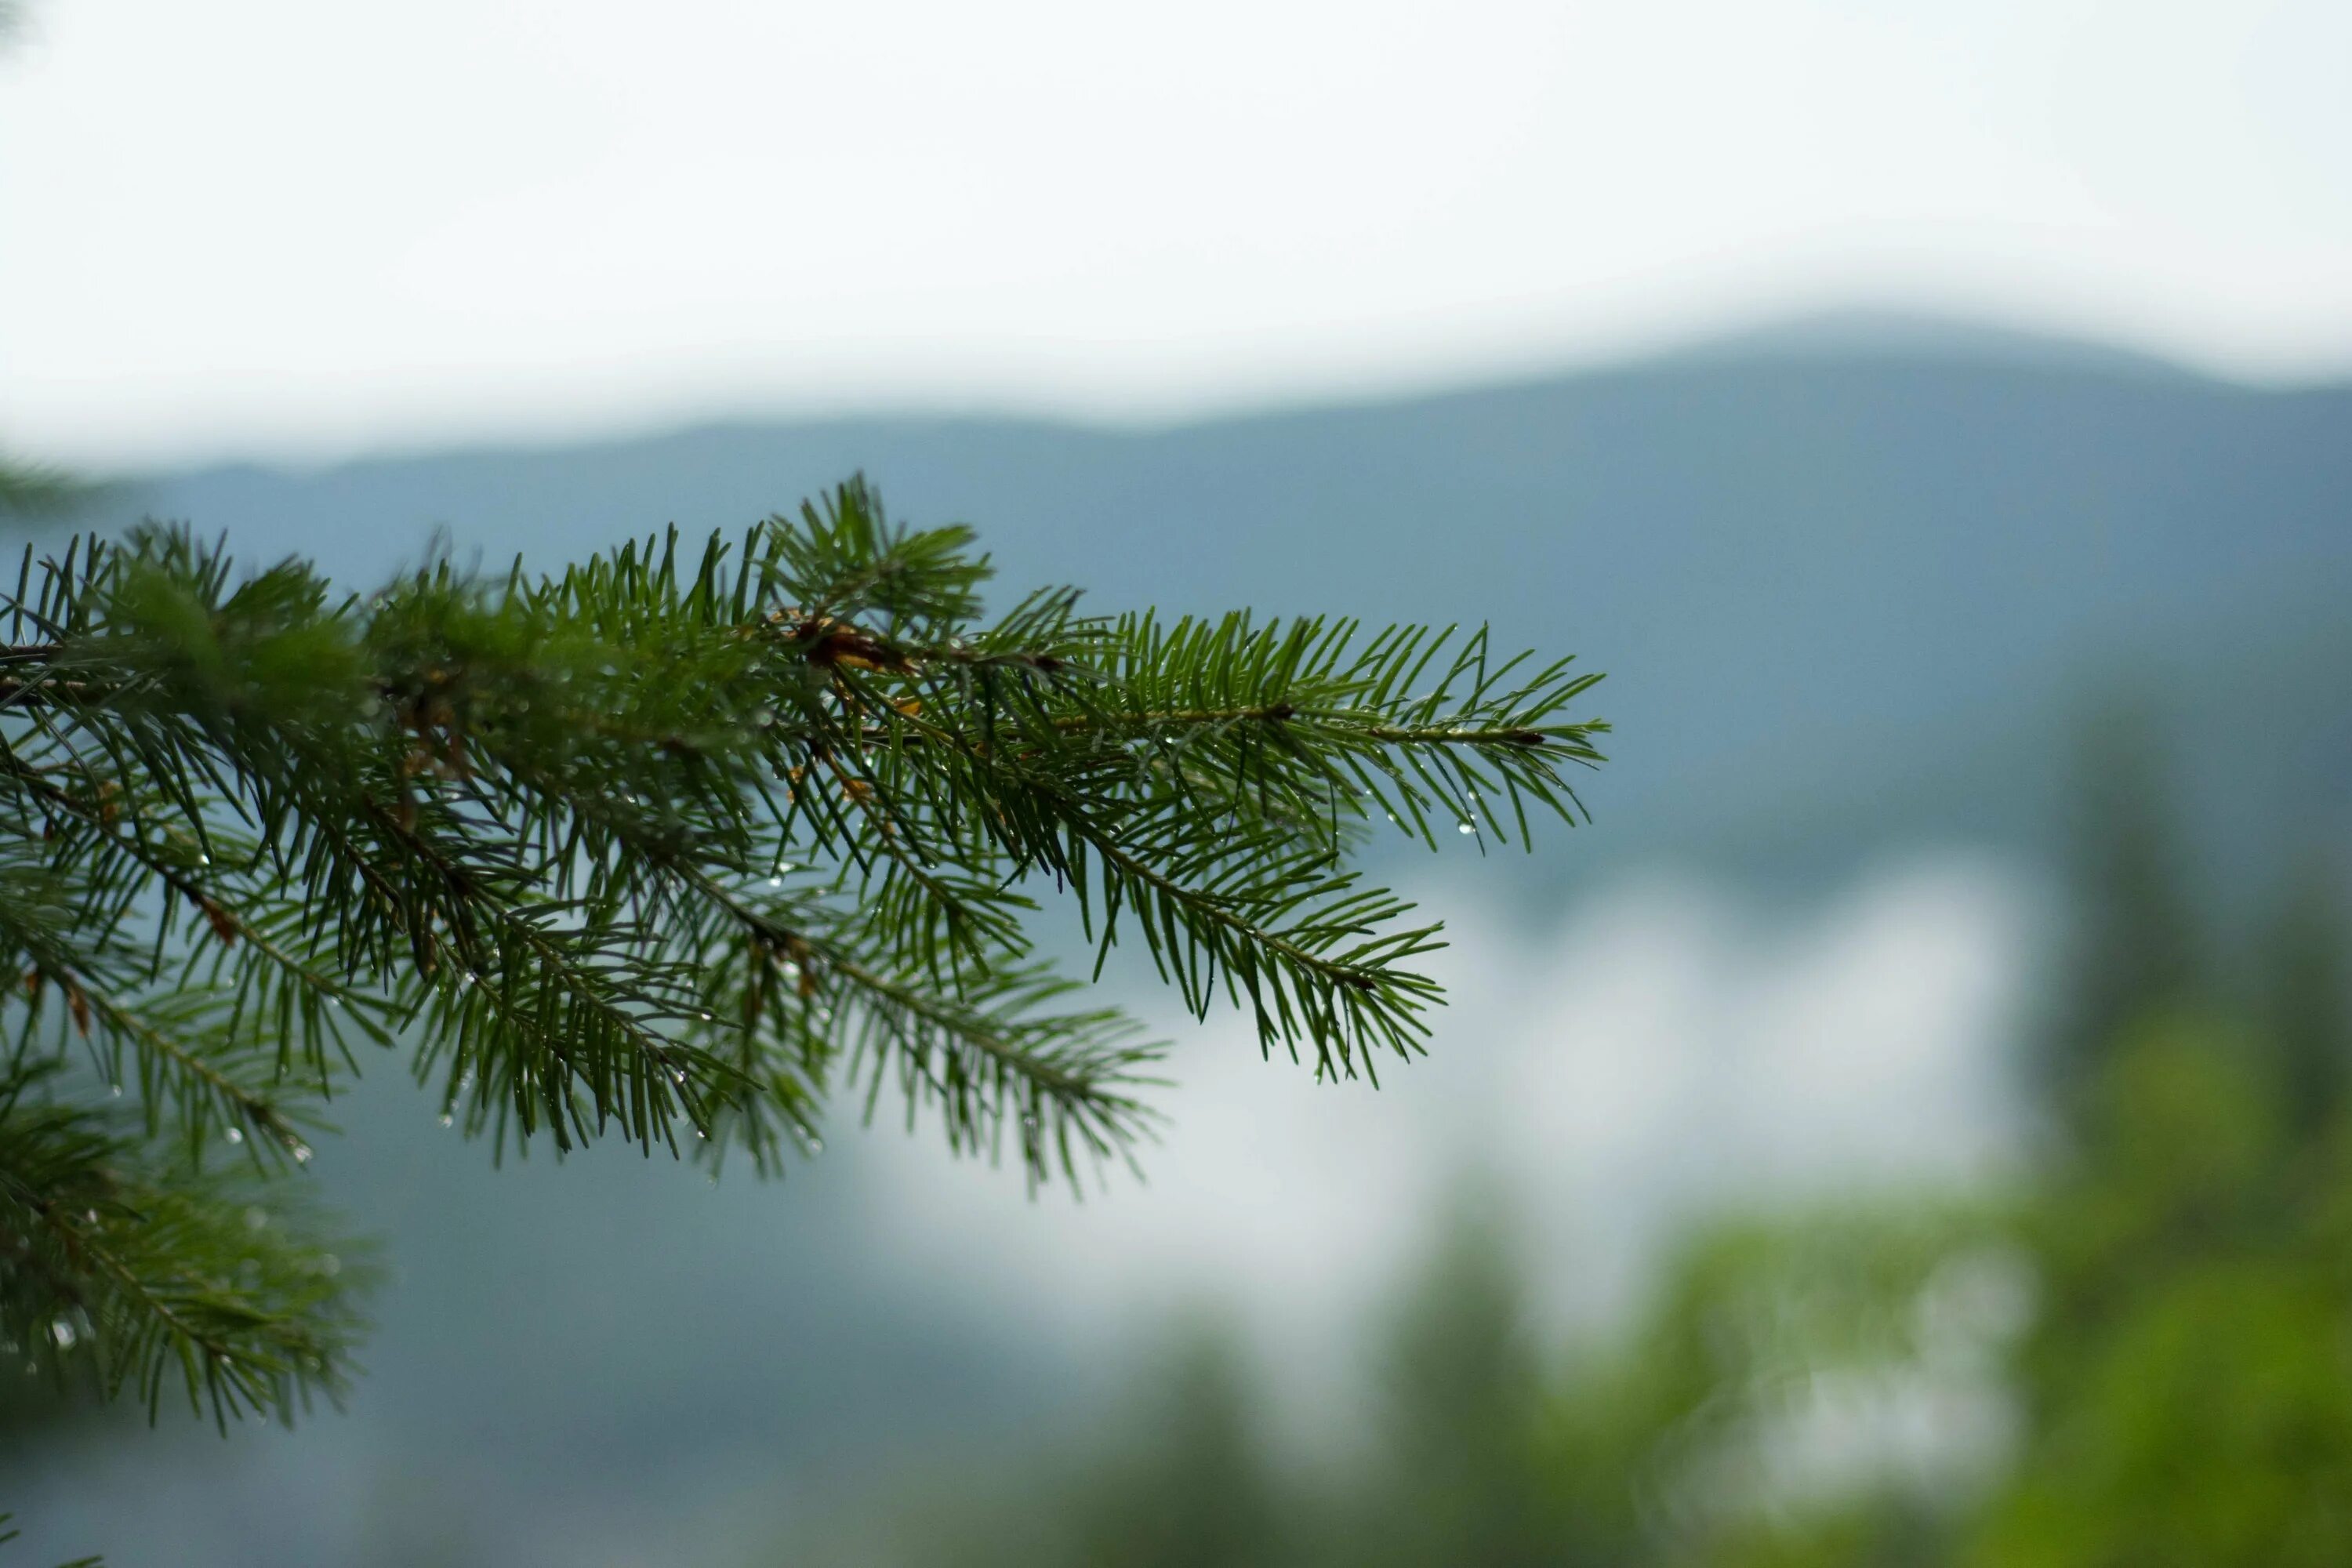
1;477;1606;1438
0;1054;369;1431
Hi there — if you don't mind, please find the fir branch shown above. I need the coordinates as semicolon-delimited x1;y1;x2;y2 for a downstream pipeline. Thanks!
1;480;1606;1186
0;471;1610;1500
0;1052;370;1431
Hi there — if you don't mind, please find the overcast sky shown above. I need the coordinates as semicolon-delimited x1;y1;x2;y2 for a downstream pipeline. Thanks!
4;0;2350;464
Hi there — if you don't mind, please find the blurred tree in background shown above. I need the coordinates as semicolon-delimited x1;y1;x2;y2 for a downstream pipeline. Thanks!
1353;1188;1550;1568
2264;854;2351;1142
1968;718;2352;1563
2043;706;2204;1123
1971;1014;2352;1564
1061;1326;1288;1568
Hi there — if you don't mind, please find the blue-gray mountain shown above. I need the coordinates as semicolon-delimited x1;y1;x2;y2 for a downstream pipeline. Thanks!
117;323;2352;908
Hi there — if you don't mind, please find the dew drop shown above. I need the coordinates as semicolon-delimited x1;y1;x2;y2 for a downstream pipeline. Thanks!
290;1142;314;1165
699;1011;713;1022
108;1083;122;1098
437;1113;453;1128
1457;822;1477;835
767;877;783;888
223;1127;244;1145
49;1320;76;1349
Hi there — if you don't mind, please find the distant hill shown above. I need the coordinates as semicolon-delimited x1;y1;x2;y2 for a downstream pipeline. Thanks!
97;325;2352;906
1660;307;2203;380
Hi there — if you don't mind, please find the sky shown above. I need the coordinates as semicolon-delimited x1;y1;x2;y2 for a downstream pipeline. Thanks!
4;0;2350;464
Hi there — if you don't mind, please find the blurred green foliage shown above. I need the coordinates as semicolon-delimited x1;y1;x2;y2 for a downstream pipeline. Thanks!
1968;1013;2352;1566
792;720;2352;1566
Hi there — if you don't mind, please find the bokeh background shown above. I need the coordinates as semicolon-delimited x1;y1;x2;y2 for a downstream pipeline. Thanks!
5;2;2351;1563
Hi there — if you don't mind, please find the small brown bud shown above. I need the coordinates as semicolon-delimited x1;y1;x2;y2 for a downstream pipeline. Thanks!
194;895;239;947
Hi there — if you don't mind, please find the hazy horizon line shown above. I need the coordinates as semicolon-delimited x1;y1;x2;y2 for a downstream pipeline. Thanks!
44;296;2352;481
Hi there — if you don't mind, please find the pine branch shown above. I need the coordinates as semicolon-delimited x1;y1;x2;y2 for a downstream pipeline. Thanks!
0;1051;370;1432
3;480;1603;1186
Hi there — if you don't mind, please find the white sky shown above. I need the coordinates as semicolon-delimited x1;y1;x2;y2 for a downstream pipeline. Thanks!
3;0;2350;465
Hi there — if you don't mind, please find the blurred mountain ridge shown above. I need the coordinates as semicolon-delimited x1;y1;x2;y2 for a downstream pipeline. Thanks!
1650;306;2206;379
110;320;2352;903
